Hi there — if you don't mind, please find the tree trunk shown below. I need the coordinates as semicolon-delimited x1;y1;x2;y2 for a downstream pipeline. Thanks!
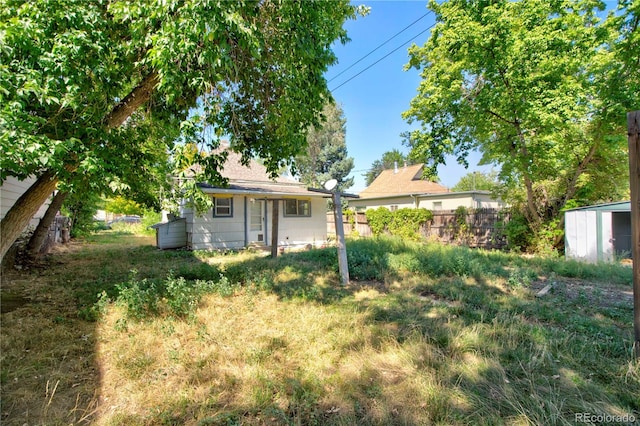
1;74;158;261
105;72;159;129
25;190;68;258
0;172;58;261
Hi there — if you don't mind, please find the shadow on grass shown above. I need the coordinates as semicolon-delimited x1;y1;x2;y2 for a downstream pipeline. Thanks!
1;233;637;425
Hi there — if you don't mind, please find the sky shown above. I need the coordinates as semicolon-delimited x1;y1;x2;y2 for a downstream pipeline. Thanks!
325;1;494;193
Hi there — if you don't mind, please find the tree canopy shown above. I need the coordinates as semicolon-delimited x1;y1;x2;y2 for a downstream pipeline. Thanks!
364;149;416;187
0;0;365;259
403;0;638;249
295;99;354;193
451;171;500;193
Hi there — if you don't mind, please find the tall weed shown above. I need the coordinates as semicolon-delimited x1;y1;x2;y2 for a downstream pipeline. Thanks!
110;271;237;320
115;271;160;319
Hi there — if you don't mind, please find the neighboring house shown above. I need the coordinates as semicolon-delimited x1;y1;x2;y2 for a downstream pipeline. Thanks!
166;151;329;251
1;176;52;230
565;201;632;263
349;163;504;211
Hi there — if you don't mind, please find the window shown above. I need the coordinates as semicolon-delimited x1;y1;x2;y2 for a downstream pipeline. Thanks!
284;199;311;217
213;197;233;217
432;201;442;211
390;205;398;212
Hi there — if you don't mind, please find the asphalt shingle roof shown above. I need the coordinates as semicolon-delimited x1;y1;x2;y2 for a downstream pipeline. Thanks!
359;164;449;199
196;149;325;197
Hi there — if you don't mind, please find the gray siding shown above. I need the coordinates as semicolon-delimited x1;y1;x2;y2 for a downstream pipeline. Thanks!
154;219;187;249
184;195;328;251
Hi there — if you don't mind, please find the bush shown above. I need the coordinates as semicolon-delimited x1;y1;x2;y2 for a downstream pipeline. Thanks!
365;207;392;236
388;208;432;241
503;209;530;252
110;270;238;320
365;207;432;240
115;271;160;319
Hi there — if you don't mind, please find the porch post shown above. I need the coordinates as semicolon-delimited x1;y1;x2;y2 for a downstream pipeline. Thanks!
243;197;248;247
271;200;279;258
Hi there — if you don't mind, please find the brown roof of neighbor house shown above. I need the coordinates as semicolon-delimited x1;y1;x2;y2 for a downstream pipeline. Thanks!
358;163;449;199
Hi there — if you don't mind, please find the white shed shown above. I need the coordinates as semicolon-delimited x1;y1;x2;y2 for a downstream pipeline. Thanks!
150;218;187;250
564;201;632;263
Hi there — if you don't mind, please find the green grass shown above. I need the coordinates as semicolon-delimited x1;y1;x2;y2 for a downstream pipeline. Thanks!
1;233;637;425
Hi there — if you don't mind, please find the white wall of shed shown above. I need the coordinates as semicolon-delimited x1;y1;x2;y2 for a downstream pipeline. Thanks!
156;220;187;249
565;210;598;262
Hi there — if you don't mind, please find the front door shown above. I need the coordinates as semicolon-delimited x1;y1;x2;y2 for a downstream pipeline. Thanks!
248;200;265;244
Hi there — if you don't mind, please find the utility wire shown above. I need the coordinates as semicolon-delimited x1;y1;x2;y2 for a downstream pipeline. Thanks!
330;23;435;92
327;11;432;84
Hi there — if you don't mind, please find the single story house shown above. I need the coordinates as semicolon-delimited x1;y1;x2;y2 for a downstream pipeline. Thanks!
349;163;505;211
162;151;329;251
564;201;632;263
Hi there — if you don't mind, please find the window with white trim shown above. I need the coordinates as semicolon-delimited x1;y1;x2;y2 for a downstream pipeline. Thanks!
213;197;233;217
283;199;311;217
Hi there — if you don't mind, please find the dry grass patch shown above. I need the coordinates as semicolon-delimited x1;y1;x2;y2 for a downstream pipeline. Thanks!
97;293;343;423
2;233;639;425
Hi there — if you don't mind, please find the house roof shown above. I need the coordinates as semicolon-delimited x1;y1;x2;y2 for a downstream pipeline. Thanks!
197;150;327;198
217;150;295;184
358;163;449;199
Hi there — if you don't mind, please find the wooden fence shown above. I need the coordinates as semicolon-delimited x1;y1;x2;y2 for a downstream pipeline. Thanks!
327;208;510;249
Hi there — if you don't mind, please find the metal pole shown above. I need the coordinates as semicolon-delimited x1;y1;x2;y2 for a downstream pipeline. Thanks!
628;110;640;358
333;192;350;285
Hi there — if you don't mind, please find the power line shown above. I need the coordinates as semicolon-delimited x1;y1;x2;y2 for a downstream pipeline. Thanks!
327;11;432;84
330;23;436;92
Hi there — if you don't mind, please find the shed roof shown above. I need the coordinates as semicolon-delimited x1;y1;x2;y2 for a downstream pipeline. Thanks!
564;201;630;212
358;163;449;199
149;217;186;229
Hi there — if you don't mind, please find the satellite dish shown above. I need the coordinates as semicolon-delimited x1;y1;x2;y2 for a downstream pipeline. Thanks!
323;179;338;191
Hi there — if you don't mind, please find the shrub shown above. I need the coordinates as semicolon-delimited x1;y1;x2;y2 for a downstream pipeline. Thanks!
503;209;530;252
110;270;238;320
115;271;160;319
365;207;392;236
366;207;432;240
164;274;202;317
452;206;472;244
387;208;433;241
